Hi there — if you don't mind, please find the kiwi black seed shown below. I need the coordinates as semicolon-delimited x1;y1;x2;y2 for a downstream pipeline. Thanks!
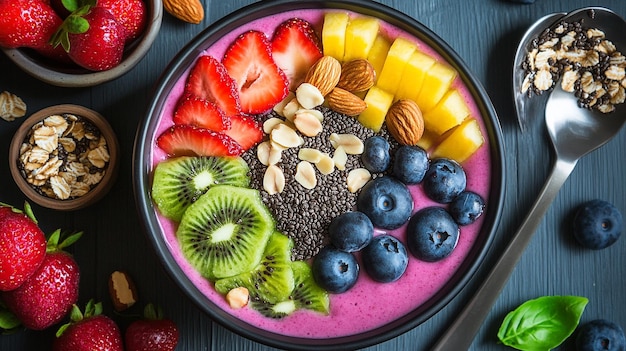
151;156;250;221
177;185;274;281
215;232;295;304
251;299;297;319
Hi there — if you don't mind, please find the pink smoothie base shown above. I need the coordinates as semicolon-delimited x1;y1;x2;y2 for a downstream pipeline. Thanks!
149;9;492;339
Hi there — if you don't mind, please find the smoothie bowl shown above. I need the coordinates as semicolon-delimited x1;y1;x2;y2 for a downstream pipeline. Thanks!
133;0;505;349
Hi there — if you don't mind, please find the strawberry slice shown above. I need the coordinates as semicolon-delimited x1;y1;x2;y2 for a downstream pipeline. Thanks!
157;125;243;157
224;114;264;151
173;96;231;132
222;30;289;115
271;18;323;90
184;55;241;117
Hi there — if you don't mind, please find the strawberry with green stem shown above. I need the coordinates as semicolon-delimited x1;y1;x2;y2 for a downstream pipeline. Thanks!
2;230;82;330
50;0;127;71
0;202;47;292
53;300;123;351
125;303;180;351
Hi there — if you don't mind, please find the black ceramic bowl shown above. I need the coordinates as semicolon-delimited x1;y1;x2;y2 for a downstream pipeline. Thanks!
133;0;505;349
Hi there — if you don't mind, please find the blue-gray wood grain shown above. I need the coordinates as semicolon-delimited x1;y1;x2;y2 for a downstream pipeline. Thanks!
0;0;624;350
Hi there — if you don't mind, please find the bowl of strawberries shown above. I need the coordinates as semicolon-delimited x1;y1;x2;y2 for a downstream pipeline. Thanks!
0;0;162;87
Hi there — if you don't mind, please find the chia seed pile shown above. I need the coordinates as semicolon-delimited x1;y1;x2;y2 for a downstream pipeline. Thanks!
242;106;396;261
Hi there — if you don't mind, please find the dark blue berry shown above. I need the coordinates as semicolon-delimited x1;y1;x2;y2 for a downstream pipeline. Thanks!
357;176;413;230
361;136;391;173
392;145;429;184
312;246;359;293
423;158;466;203
576;319;626;351
573;200;623;250
328;211;373;252
449;191;485;225
406;207;460;262
361;234;408;283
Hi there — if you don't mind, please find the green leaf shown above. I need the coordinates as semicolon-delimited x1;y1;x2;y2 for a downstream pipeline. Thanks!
61;0;79;12
0;310;21;330
64;15;90;34
497;295;588;351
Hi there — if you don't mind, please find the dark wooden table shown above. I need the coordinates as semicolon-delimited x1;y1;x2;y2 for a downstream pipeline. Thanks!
2;0;625;350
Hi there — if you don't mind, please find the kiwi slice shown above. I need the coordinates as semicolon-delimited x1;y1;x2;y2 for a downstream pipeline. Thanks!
177;185;274;280
215;232;295;304
151;156;250;221
251;260;330;319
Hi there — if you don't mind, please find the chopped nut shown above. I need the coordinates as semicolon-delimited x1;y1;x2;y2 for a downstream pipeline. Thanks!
294;161;317;189
298;148;323;163
256;141;272;166
270;123;303;148
293;109;323;137
273;91;295;117
332;146;348;171
329;133;364;154
347;168;371;193
295;83;325;109
226;287;249;309
282;98;301;122
263;165;285;195
263;117;284;134
108;271;138;312
315;153;335;175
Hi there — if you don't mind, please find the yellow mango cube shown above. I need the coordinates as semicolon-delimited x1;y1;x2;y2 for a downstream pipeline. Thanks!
322;12;350;60
423;89;470;135
395;50;437;102
358;86;394;132
415;129;440;151
367;34;391;82
376;37;417;95
431;118;484;163
343;17;380;62
416;62;457;112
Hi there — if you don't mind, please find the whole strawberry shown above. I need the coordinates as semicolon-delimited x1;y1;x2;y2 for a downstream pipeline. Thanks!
98;0;147;44
125;304;179;351
0;202;47;291
51;2;127;71
53;300;123;351
2;230;81;330
0;0;62;49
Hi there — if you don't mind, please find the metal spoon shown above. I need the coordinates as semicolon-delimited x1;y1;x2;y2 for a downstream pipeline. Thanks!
432;7;626;350
513;12;565;132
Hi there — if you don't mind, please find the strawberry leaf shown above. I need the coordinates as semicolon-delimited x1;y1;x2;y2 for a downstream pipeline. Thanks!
0;309;21;331
23;201;37;223
61;0;79;12
58;231;83;250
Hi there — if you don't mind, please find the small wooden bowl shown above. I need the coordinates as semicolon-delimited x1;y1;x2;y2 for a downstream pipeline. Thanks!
9;104;120;211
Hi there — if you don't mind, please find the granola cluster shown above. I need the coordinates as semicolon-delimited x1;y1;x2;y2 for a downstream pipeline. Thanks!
17;113;110;200
521;19;626;113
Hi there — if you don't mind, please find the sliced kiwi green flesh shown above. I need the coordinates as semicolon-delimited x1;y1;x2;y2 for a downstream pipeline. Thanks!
152;156;250;221
215;232;295;304
250;260;330;319
177;184;274;280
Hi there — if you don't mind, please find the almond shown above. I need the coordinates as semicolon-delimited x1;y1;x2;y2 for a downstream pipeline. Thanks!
304;56;342;96
326;88;367;116
163;0;204;24
385;99;424;146
108;271;138;312
337;59;376;92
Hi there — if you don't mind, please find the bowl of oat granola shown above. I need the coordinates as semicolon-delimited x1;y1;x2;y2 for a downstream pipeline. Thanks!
9;104;120;210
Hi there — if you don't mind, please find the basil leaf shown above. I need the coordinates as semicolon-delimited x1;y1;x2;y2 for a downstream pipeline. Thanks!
497;295;588;351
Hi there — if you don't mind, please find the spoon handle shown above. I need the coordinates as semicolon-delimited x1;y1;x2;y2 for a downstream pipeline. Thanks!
430;157;577;351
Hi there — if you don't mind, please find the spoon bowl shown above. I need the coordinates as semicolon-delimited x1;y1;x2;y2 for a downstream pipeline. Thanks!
432;7;626;350
513;12;565;131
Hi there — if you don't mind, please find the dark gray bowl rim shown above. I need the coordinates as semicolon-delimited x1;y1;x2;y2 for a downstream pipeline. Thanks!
133;0;506;349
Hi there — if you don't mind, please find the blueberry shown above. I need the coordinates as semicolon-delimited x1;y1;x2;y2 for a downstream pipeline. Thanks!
392;145;429;184
423;158;466;203
449;191;485;225
312;246;359;293
576;319;626;351
357;176;414;230
361;136;391;173
573;200;623;250
406;207;460;262
361;234;408;283
328;211;374;252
